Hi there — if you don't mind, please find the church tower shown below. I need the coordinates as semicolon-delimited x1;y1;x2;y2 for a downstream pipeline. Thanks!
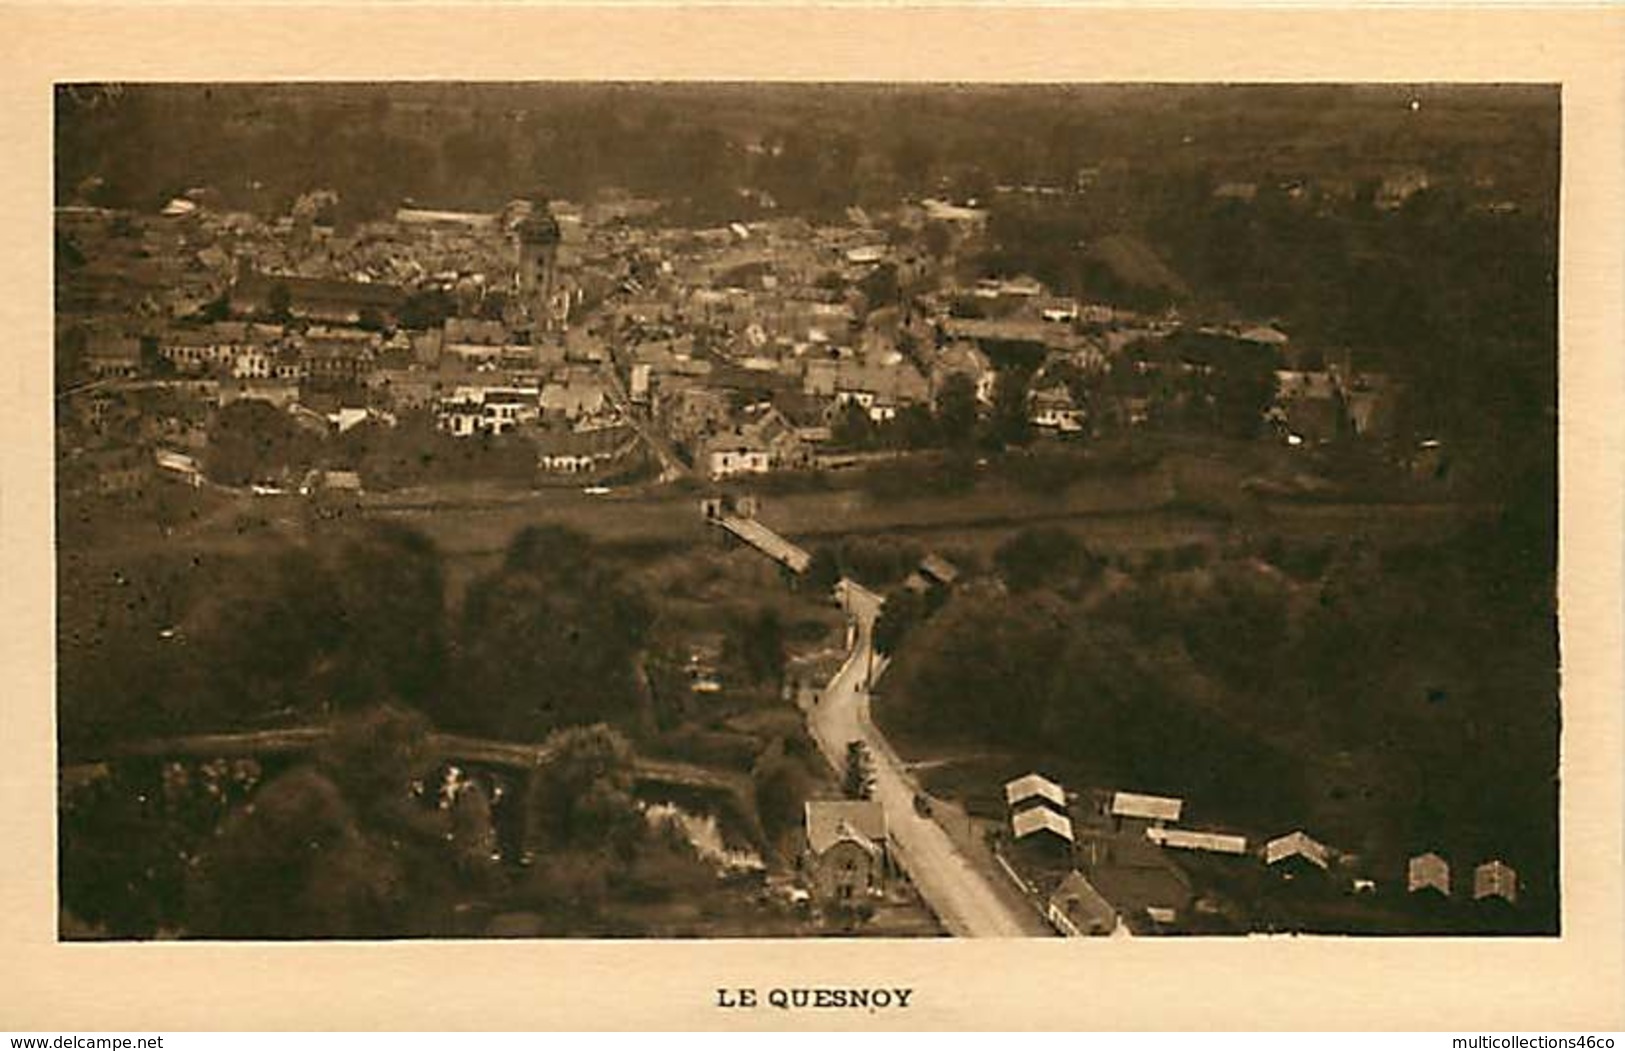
514;195;561;334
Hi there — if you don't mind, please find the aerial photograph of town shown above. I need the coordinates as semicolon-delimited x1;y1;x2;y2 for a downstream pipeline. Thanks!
54;82;1558;940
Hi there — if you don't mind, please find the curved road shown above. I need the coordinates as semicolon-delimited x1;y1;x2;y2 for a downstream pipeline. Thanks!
812;580;1041;937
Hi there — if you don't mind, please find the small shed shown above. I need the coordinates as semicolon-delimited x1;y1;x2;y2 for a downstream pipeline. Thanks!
1264;830;1331;874
1473;859;1518;905
918;553;961;588
1110;790;1184;829
322;469;363;492
1005;772;1068;814
1012;805;1075;844
1407;852;1452;897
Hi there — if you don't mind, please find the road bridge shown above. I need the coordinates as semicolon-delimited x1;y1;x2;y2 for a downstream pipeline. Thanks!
710;514;812;575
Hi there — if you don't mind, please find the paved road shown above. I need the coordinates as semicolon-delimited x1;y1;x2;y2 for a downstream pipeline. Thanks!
811;579;1040;938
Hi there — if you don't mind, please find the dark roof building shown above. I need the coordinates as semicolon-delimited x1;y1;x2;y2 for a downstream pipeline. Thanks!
232;272;406;324
804;799;887;857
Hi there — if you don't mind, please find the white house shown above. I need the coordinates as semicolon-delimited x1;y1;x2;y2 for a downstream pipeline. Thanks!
702;430;772;479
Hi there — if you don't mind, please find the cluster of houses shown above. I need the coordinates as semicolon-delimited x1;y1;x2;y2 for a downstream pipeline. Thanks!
1269;354;1405;448
1000;772;1523;936
56;192;653;492
614;245;1126;479
605;209;1413;481
59;176;1420;502
1003;776;1202;936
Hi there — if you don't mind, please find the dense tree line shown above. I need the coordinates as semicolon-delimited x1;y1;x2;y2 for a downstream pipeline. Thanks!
57;84;1554;228
58;522;653;750
59;513;739;937
980;180;1554;503
59;522;448;748
434;525;653;740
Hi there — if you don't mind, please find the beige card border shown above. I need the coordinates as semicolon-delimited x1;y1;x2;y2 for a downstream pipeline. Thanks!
1;4;1620;1031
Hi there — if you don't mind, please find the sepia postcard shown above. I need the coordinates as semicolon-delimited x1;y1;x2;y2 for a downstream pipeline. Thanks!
1;2;1622;1032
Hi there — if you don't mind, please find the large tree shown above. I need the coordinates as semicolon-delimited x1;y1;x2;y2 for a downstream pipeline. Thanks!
872;586;927;657
726;606;787;689
205;398;314;487
935;372;980;449
326;523;448;707
984;367;1035;449
523;723;643;852
804;545;841;597
446;526;651;741
993;526;1101;594
187;706;460;938
842;740;875;800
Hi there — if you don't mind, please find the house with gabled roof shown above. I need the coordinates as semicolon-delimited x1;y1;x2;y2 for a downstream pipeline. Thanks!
82;330;143;379
1030;382;1087;433
1047;870;1124;937
698;427;771;479
539;373;608;423
1012;805;1075;845
696;404;811;479
803;799;890;903
1082;829;1193;933
831;357;930;423
1264;830;1331;876
1004;772;1067;815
